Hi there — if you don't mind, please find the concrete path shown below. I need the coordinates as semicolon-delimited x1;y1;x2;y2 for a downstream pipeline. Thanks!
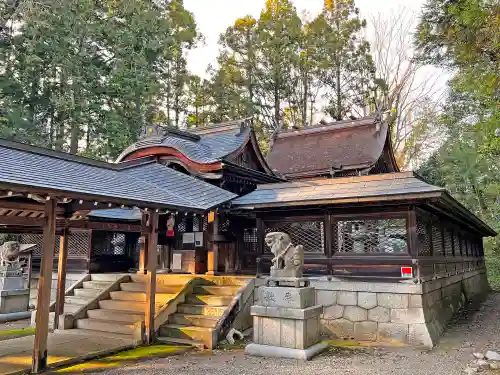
0;330;134;375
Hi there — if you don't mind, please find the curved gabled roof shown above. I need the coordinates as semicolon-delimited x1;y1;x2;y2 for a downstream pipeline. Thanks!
266;116;399;179
116;119;253;164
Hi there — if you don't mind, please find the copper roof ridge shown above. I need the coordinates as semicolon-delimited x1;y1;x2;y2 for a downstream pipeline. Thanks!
189;117;252;135
276;116;377;139
256;171;418;190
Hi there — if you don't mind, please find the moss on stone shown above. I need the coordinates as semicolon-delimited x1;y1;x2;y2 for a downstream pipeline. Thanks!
0;327;35;340
55;345;190;374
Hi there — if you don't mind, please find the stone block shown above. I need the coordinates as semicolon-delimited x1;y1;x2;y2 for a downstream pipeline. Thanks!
279;319;297;349
251;305;322;320
258;286;315;309
343;306;367;322
316;290;337;307
323;305;344;320
337;291;357;306
323;318;354;338
358;292;377;309
409;295;423;308
368;306;390;323
390;308;426;324
354;321;378;341
377;293;409;309
378;323;409;344
0;289;29;314
261;317;281;346
408;323;434;348
245;341;328;361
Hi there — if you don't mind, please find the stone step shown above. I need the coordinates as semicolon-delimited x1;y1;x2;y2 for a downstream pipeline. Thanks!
177;304;227;317
120;282;184;294
156;336;205;349
131;273;192;285
82;281;113;290
186;295;233;306
76;318;134;335
159;324;214;346
169;313;219;328
63;304;81;314
87;309;144;323
65;295;91;305
74;288;101;298
62;328;133;342
98;299;146;313
110;291;175;303
193;285;240;296
90;273;127;282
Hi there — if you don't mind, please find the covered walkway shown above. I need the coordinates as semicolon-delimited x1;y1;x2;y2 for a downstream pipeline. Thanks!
0;330;133;375
0;139;235;373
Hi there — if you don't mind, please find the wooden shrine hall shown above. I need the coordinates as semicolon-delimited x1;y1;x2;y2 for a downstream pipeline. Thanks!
13;114;494;280
0;138;235;373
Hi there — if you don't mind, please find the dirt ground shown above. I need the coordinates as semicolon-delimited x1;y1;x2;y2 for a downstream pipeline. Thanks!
77;293;500;375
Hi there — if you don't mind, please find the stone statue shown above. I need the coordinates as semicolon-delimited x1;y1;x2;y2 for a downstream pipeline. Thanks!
0;241;35;269
265;232;304;278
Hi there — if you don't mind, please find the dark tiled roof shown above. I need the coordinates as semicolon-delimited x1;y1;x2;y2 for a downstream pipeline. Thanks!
116;119;252;163
266;116;394;178
121;163;237;209
89;208;142;221
232;172;444;207
0;140;235;212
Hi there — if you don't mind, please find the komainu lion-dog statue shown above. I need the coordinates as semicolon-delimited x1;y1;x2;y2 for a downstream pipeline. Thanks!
265;232;304;278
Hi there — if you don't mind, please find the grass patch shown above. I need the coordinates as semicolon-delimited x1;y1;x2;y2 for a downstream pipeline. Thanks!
0;327;35;340
324;340;361;348
486;255;500;292
55;345;189;374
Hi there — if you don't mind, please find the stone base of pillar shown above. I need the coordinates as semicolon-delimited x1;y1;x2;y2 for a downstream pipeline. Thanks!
245;342;328;360
246;282;326;361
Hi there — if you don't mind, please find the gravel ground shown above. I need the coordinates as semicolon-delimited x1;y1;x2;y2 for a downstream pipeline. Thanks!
86;293;500;375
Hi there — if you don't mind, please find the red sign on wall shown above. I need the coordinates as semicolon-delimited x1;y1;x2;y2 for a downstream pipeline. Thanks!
401;266;413;278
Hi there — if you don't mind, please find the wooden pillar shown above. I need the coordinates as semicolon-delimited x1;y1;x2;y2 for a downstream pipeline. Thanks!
407;209;418;258
54;228;69;330
206;213;219;275
138;214;148;274
164;244;172;272
32;199;57;374
144;211;159;344
324;213;333;275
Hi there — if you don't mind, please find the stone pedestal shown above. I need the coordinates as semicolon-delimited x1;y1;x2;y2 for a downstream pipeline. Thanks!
0;266;29;314
245;279;327;360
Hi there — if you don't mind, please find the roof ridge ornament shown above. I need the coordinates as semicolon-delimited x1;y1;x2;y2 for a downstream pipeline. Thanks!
140;124;164;139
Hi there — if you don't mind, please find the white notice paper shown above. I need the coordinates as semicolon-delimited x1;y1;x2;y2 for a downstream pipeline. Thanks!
182;232;195;244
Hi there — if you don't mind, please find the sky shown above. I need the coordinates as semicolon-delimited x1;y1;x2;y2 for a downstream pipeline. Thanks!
183;0;428;77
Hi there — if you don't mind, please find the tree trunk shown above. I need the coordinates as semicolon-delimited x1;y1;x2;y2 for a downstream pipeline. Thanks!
336;57;342;121
69;123;79;154
302;71;308;127
274;82;280;132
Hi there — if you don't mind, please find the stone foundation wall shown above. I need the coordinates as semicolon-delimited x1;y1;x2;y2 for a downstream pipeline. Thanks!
254;269;489;347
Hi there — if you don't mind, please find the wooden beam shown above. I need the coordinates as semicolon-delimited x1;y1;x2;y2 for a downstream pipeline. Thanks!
54;228;69;330
0;216;44;226
144;211;159;345
138;214;148;274
407;208;418;257
32;199;57;373
206;213;219;275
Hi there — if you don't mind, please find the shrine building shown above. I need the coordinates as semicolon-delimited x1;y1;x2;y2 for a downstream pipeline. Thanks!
0;113;494;365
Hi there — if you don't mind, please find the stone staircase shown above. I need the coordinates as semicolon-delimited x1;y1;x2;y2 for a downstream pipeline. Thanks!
157;282;242;349
74;274;185;338
29;272;85;308
31;273;123;327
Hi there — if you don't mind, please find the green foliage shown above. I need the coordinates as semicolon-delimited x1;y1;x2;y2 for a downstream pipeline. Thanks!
416;0;500;255
0;0;200;159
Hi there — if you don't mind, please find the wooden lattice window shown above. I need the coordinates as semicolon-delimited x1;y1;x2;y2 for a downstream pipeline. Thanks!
417;215;431;256
68;231;90;257
243;228;257;253
453;231;462;256
336;218;407;254
265;220;325;253
431;221;444;256
92;232;126;256
444;226;454;256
